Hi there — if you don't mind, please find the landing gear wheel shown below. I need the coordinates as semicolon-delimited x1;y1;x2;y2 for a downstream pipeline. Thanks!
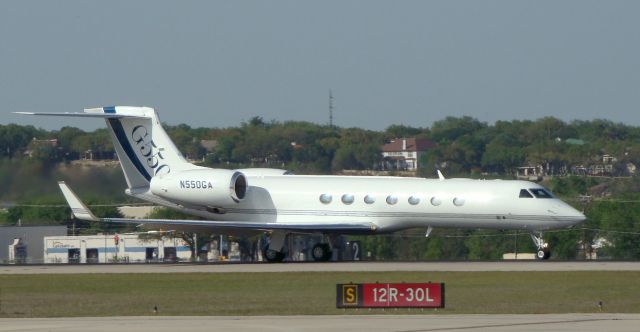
311;243;332;261
531;232;550;260
263;247;285;263
536;248;550;260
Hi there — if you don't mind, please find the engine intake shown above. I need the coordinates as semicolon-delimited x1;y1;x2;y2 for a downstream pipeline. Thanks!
230;171;247;201
150;169;247;207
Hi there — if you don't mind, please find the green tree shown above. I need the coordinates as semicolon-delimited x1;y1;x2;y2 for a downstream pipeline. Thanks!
0;124;43;158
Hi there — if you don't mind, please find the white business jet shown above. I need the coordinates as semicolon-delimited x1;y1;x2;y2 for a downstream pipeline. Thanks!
17;106;585;261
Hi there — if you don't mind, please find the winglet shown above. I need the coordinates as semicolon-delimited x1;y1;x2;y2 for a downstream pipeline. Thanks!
58;181;100;221
437;170;445;181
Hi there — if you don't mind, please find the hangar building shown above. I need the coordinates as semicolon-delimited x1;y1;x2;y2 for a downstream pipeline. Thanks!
44;234;192;263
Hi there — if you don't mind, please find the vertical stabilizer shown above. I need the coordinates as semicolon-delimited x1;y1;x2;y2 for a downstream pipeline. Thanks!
95;106;194;189
16;106;198;190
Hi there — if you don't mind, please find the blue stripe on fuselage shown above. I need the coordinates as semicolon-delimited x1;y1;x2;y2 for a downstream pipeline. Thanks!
108;118;152;182
103;106;116;114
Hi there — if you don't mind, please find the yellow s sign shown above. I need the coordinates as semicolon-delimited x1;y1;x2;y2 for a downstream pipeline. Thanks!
343;285;358;305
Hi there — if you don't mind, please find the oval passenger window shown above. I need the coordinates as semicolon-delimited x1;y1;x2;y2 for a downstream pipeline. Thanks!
319;194;332;204
341;194;355;205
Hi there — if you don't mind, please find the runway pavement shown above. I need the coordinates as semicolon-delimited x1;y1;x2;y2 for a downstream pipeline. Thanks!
1;314;639;332
2;261;640;274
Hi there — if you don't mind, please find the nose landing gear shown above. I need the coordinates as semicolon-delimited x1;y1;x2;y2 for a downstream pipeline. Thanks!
530;232;550;260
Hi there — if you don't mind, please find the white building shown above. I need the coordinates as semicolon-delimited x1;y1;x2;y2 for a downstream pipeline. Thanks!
381;138;436;171
44;234;192;264
117;205;158;219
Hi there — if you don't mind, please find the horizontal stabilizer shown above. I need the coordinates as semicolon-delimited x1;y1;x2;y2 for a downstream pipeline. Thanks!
14;112;140;119
14;106;156;119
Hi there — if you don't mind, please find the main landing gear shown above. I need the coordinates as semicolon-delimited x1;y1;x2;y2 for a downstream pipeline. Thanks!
530;232;550;260
310;234;335;261
262;232;334;263
262;246;285;263
262;231;286;263
311;243;332;262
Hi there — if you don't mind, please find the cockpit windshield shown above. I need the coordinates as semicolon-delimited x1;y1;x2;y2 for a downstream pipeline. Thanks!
519;188;554;198
530;188;554;198
519;189;533;198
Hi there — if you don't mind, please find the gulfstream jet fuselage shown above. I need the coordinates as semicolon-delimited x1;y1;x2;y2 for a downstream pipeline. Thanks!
18;106;585;261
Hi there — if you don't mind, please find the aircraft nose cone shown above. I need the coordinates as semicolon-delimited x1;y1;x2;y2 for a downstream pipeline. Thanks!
553;202;586;226
566;207;586;225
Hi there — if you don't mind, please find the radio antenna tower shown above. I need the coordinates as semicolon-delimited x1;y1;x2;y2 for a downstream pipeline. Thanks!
329;89;334;129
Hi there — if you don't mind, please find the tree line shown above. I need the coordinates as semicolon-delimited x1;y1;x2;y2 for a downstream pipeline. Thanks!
3;116;640;176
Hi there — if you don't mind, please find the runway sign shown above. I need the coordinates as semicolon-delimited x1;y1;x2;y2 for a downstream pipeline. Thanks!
336;283;444;308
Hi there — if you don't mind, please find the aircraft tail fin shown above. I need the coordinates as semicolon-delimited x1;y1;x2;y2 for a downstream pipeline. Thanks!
17;106;196;190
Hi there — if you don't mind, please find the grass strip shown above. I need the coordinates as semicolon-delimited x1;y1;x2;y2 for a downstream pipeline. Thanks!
0;271;638;317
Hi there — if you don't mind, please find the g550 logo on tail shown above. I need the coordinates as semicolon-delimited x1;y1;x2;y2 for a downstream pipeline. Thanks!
131;125;170;176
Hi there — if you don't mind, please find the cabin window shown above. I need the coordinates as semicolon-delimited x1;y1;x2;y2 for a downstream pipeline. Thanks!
341;194;355;205
386;195;398;205
430;197;442;206
530;188;553;199
519;189;533;198
364;195;376;204
453;197;465;206
408;196;420;205
319;194;332;204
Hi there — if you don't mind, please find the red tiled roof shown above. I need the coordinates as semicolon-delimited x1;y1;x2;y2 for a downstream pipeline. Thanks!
381;138;436;152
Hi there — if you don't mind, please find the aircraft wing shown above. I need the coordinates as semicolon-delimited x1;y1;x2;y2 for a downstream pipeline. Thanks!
58;182;377;234
101;217;376;233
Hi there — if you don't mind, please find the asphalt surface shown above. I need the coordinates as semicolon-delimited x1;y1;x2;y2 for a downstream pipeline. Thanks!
2;261;640;274
1;314;638;332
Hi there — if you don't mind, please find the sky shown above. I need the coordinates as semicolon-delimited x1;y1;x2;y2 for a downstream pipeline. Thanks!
1;1;639;131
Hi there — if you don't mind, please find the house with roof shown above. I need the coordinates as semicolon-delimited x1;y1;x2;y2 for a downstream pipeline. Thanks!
23;138;59;158
380;138;436;171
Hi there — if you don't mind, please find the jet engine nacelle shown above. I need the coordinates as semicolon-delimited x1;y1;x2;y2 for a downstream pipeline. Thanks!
150;169;247;207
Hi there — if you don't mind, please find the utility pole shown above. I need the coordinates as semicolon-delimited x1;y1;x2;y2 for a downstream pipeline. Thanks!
194;233;198;262
329;89;334;129
70;212;75;236
514;230;518;260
